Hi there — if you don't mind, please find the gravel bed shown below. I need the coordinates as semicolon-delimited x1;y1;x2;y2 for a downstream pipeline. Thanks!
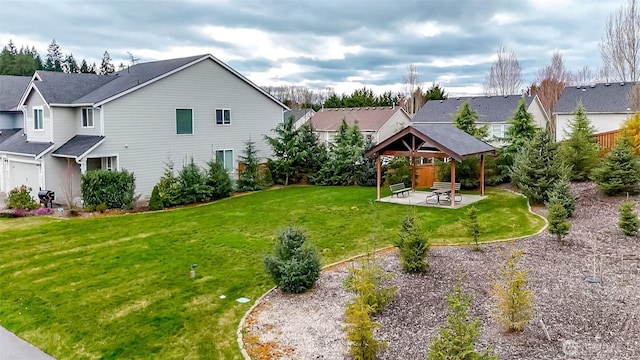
243;183;640;359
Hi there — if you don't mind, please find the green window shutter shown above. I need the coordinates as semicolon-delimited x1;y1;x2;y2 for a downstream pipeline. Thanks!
176;109;193;134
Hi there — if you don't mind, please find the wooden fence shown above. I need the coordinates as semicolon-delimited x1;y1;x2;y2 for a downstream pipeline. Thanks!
415;163;436;189
594;130;619;154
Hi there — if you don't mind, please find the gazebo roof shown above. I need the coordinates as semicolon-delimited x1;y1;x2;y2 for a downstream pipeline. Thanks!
366;124;495;162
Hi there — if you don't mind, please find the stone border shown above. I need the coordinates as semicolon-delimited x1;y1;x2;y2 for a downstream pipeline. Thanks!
237;188;548;359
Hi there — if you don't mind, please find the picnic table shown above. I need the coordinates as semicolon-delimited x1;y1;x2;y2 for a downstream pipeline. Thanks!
426;182;462;204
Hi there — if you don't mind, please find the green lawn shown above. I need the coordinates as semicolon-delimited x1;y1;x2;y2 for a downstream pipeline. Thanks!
0;186;544;359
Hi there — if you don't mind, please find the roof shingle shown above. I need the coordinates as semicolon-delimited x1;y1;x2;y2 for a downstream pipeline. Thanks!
412;95;534;123
0;75;31;111
0;129;53;156
553;82;636;114
310;107;405;131
52;135;105;158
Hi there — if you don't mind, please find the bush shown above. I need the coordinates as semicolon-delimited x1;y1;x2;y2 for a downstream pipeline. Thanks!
81;169;136;209
558;103;601;181
462;205;481;248
395;213;429;273
592;133;640;195
237;140;263;192
205;161;233;200
618;198;639;236
156;162;181;207
343;298;387;360
35;207;53;216
343;253;397;314
95;203;107;213
178;160;210;204
546;175;576;218
384;157;412;187
263;226;321;293
437;158;480;189
148;185;163;211
427;280;497;360
492;249;534;332
547;201;570;242
7;185;38;210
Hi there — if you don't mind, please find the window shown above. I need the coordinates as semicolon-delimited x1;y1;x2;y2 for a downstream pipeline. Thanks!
33;107;43;130
215;149;234;171
215;109;231;125
82;108;94;127
491;124;502;138
176;109;193;134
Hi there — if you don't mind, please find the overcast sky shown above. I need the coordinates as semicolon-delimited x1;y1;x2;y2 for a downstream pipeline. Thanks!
0;0;625;96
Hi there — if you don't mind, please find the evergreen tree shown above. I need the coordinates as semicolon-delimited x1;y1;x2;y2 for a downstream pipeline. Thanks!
453;101;489;140
424;82;448;101
511;130;566;204
0;41;42;75
265;115;300;185
90;62;98;74
205;160;233;200
296;122;326;182
559;103;601;181
63;53;79;73
546;174;576;217
79;59;91;73
503;98;537;168
395;212;429;273
45;39;63;72
236;139;262;191
492;249;534;332
462;205;481;247
547;201;570;242
99;51;115;75
315;120;369;186
592;132;640;195
618;197;639;236
147;185;163;211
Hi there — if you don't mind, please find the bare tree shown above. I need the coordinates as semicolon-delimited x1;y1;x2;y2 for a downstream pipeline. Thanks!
529;51;573;134
600;0;640;82
628;83;640;112
572;66;597;86
483;45;523;96
402;64;421;114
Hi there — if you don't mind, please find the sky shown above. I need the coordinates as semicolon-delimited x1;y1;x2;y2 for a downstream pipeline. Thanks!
0;0;626;97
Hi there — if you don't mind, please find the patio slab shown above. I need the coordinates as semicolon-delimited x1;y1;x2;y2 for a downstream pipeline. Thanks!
378;191;486;209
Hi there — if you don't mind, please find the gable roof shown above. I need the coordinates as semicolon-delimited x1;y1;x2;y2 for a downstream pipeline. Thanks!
0;129;53;157
412;95;535;123
0;75;31;111
310;107;408;132
22;54;288;109
553;82;636;114
52;135;105;159
0;128;21;145
284;108;314;122
366;124;495;162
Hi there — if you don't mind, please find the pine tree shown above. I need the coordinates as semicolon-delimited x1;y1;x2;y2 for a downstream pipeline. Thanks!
395;212;429;273
45;39;63;72
511;130;565;204
147;185;163;211
343;298;388;360
264;115;300;185
99;51;115;75
463;205;481;248
79;59;91;73
618;197;639;236
236;139;262;191
63;53;79;73
503;98;536;168
546;174;576;217
547;201;570;242
453;101;489;140
592;132;640;195
492;249;534;332
559;102;601;180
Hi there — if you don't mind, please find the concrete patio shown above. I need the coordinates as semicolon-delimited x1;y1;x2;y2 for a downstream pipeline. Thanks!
378;190;487;209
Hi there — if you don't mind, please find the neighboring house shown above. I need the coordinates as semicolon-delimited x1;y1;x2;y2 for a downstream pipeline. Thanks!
284;108;315;129
554;82;635;141
0;54;287;203
309;106;411;144
0;75;31;195
411;95;549;145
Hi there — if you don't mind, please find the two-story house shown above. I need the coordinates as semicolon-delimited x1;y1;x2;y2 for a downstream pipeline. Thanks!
0;54;287;203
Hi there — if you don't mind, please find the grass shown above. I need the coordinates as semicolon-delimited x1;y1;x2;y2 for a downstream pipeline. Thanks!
0;186;544;359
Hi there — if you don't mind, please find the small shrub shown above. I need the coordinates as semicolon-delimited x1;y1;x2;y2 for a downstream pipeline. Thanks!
395;212;429;273
462;205;481;247
343;253;397;314
12;209;30;217
205;160;233;200
147;185;163;211
546;175;576;218
156;162;181;207
237;140;263;192
95;203;107;213
259;166;274;188
7;185;38;210
427;280;497;360
35;207;54;216
492;249;534;332
81;169;136;209
547;201;570;242
384;157;412;187
592;133;640;195
178;159;211;204
618;198;639;236
263;226;321;293
343;297;387;360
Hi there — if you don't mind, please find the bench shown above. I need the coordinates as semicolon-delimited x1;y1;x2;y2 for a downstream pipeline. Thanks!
426;181;462;204
390;183;411;197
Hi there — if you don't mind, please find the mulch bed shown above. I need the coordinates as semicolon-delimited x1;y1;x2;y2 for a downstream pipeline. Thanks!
243;183;640;359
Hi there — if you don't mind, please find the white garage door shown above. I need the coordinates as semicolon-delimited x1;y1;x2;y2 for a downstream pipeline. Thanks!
9;161;41;200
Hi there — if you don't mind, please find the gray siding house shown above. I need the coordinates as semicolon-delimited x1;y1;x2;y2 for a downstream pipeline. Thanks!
411;94;548;145
0;54;287;203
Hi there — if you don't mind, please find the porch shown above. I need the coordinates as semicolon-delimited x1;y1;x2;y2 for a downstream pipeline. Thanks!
379;190;487;209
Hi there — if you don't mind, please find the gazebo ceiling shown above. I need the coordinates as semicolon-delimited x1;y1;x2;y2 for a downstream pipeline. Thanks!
366;124;495;162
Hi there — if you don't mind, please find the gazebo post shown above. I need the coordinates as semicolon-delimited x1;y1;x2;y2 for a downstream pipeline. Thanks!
411;154;416;191
376;155;381;201
480;154;485;196
450;160;456;208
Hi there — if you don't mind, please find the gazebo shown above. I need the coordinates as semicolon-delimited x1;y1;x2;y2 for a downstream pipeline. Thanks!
366;124;496;207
